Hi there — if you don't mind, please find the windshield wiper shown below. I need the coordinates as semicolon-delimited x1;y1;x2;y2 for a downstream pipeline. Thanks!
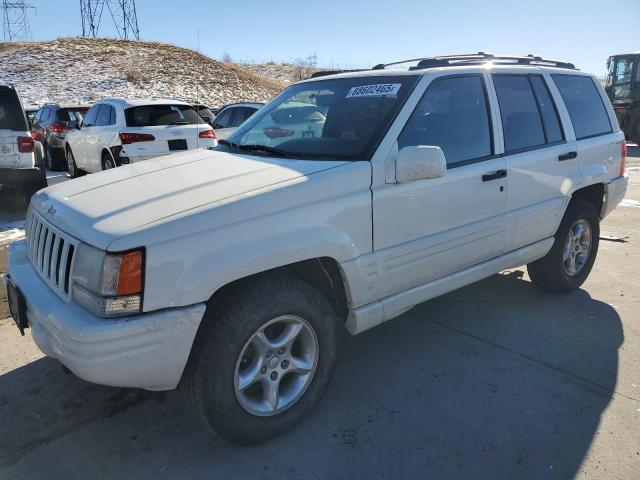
237;144;290;157
218;139;239;150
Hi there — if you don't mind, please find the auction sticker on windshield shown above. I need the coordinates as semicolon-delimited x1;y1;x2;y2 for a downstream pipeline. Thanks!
346;83;401;98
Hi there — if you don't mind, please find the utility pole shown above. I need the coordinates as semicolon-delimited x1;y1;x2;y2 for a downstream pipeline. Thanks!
80;0;140;40
2;0;35;41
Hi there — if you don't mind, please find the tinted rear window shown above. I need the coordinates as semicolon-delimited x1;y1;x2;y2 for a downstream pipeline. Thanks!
0;89;27;130
57;107;89;122
552;75;612;140
125;104;203;127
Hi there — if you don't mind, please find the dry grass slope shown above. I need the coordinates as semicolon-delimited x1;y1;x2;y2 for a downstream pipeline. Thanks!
0;37;285;108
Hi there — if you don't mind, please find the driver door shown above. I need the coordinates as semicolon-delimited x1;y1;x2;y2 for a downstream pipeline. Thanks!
373;74;507;299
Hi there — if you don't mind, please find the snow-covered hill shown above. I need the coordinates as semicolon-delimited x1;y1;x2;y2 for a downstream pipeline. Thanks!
0;38;285;108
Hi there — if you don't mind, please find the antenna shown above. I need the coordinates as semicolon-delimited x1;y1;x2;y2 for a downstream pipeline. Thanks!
2;0;35;41
80;0;140;40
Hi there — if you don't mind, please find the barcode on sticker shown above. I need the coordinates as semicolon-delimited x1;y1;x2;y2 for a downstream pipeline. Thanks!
346;83;401;98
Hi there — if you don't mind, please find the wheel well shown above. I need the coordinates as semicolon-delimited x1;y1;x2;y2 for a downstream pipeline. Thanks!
101;148;115;167
206;258;350;324
571;183;604;215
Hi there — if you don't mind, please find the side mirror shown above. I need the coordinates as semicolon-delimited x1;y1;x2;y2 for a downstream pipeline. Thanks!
396;145;447;183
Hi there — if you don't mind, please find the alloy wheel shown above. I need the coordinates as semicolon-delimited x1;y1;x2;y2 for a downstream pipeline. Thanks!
562;218;592;276
234;315;319;417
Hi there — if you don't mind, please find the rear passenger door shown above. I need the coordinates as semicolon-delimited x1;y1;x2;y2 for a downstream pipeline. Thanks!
492;73;580;252
373;74;507;299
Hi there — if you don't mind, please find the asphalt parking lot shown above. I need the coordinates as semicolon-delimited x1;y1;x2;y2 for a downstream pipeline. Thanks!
1;155;640;479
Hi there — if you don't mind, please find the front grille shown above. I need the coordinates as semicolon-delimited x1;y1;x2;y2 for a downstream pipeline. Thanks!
26;209;78;301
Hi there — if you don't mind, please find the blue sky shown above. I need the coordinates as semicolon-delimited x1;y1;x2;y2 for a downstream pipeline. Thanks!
23;0;640;76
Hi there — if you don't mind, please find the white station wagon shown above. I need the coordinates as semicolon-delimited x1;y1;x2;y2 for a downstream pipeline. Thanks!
5;53;628;445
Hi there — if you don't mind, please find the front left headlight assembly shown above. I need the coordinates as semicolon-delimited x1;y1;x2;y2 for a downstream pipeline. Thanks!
71;243;144;317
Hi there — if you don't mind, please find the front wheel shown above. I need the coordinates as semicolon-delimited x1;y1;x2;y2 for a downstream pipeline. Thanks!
182;273;338;445
66;147;84;178
527;198;600;293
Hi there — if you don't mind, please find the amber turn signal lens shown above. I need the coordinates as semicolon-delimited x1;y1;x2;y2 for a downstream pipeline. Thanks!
117;250;143;296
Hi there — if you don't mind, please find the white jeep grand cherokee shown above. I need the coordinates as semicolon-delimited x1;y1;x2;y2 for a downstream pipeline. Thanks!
4;54;628;445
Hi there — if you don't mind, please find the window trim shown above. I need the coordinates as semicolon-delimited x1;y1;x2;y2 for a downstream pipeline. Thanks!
398;73;496;170
551;73;613;141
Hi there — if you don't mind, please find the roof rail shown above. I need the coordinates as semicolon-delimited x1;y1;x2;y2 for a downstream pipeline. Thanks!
374;52;576;71
308;69;366;79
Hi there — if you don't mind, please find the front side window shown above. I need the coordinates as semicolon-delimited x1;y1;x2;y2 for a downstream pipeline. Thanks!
553;75;612;140
124;104;202;127
82;105;100;127
95;105;112;126
607;57;635;99
398;75;492;166
228;75;419;160
213;108;233;129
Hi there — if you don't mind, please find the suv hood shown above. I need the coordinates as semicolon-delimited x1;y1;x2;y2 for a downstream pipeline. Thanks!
31;149;350;250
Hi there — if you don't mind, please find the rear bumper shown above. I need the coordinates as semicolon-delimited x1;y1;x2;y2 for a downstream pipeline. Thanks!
0;166;46;186
6;240;206;391
601;175;629;219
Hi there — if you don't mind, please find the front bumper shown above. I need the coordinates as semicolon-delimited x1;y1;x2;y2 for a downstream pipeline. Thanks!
6;240;206;391
601;174;629;219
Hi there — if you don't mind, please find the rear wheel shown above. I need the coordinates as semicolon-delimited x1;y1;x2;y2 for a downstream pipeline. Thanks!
182;273;338;445
527;198;600;293
45;144;63;171
102;151;117;170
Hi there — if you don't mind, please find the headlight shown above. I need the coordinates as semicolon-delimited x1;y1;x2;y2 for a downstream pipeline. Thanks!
71;243;144;317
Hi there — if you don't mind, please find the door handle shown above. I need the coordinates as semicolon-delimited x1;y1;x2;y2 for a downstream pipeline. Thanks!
558;151;578;161
482;169;507;182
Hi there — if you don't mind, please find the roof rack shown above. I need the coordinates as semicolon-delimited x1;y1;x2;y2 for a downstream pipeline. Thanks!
374;52;576;71
309;69;366;79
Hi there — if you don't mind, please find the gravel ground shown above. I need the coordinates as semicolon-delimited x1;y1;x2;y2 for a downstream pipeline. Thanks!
0;152;639;479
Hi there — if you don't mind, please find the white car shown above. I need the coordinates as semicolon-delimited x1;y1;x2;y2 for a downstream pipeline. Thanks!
64;98;216;176
5;54;629;445
0;83;46;204
212;102;264;140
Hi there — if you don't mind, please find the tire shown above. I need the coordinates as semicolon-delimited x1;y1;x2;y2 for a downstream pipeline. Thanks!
45;144;62;171
66;147;84;178
101;151;117;170
182;272;338;445
527;198;600;293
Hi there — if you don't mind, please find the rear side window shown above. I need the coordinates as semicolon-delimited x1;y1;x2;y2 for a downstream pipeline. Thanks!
0;89;27;130
552;75;612;140
493;75;546;152
398;75;492;166
125;104;202;127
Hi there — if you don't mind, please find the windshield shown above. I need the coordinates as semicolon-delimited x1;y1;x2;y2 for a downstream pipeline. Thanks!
125;104;204;127
226;75;419;160
607;56;637;99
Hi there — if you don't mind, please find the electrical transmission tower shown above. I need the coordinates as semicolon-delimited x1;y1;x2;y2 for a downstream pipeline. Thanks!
2;1;35;41
80;0;140;40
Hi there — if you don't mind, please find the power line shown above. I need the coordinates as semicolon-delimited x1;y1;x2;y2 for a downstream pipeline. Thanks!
80;0;140;40
2;0;35;41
